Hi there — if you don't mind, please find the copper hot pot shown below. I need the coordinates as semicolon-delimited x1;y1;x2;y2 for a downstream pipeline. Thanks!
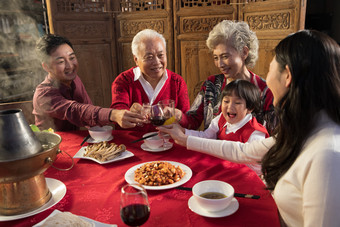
0;109;62;215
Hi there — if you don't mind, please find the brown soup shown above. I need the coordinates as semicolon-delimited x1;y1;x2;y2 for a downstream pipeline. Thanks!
200;192;227;199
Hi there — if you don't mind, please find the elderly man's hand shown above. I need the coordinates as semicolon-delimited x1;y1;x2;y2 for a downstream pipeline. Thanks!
157;123;187;147
110;109;145;128
130;102;143;113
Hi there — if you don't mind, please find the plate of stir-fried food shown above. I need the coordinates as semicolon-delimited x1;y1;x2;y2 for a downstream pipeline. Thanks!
74;141;134;164
125;161;192;190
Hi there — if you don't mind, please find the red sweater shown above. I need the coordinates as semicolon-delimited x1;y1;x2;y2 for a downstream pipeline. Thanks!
217;116;269;142
111;67;190;131
33;75;112;131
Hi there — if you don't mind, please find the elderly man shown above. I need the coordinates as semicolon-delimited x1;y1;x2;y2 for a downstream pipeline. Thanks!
33;34;145;131
110;29;190;131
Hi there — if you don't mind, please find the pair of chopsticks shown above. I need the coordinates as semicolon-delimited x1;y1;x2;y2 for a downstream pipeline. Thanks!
130;133;158;144
80;135;91;146
176;186;260;199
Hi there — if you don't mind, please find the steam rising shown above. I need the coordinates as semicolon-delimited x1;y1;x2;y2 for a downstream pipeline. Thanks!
0;0;46;103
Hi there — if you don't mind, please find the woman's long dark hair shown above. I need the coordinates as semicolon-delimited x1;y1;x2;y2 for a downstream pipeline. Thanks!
262;30;340;190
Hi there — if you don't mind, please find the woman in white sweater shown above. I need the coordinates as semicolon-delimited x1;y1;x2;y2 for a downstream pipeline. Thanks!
158;30;340;226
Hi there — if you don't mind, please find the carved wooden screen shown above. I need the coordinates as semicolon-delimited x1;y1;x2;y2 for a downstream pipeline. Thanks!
173;0;237;102
114;0;175;74
173;0;305;102
46;0;305;107
239;0;306;78
45;0;116;108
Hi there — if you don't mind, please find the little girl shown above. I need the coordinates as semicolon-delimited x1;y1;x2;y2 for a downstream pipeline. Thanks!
185;79;269;175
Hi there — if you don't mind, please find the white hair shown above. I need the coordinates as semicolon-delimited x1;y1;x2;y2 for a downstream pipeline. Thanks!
131;29;166;57
206;20;259;68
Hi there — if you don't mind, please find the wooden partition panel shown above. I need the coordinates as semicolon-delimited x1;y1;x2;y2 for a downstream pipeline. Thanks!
115;0;175;74
173;0;237;102
45;0;116;108
46;0;306;106
239;0;307;79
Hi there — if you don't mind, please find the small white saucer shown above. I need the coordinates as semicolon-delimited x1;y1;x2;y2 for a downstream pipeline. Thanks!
87;135;113;143
141;142;173;152
188;196;239;218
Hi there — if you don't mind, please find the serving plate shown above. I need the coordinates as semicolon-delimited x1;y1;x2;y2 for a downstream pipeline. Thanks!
125;160;192;190
33;209;117;227
74;147;134;164
0;178;66;221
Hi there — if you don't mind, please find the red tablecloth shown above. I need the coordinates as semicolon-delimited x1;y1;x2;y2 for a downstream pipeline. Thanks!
3;130;280;227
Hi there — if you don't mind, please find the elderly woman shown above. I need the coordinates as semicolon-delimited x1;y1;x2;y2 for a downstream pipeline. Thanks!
159;30;340;226
180;20;275;134
110;29;190;131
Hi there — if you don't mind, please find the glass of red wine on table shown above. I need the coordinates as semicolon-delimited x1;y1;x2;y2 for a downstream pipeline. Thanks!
120;183;150;226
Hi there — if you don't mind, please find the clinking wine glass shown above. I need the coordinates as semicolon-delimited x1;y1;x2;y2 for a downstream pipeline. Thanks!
157;99;176;141
149;100;176;126
120;183;150;227
149;103;166;126
137;103;151;127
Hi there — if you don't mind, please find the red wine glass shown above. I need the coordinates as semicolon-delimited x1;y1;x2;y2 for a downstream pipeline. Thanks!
120;183;150;226
149;103;166;126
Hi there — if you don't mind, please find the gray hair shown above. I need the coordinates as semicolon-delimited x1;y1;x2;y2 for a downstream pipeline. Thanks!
206;20;259;68
131;29;166;57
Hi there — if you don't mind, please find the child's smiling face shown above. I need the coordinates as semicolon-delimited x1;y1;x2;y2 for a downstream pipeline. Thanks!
221;92;252;124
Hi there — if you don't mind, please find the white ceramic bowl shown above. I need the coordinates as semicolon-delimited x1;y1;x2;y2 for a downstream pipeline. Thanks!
88;126;113;141
143;132;164;149
192;180;234;212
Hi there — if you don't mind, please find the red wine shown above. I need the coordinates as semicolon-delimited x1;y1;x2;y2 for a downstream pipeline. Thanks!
120;204;150;226
150;116;166;126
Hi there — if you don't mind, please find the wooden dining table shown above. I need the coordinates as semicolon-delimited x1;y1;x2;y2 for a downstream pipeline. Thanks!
3;129;280;227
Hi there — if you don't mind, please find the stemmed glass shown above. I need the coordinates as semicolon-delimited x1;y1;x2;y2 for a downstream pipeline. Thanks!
158;99;175;124
120;183;150;227
149;103;166;126
137;103;151;127
157;100;175;142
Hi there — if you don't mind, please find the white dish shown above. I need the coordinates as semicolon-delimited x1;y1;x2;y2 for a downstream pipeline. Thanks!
0;178;66;221
188;196;239;218
125;160;192;190
74;146;134;164
33;209;117;227
141;142;173;152
87;135;114;143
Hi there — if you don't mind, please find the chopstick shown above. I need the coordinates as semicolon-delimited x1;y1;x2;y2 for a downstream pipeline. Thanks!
175;186;260;199
130;133;158;144
234;193;260;199
80;135;91;146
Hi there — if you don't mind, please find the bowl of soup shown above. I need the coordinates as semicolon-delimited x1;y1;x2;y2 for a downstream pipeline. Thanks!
192;180;234;212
